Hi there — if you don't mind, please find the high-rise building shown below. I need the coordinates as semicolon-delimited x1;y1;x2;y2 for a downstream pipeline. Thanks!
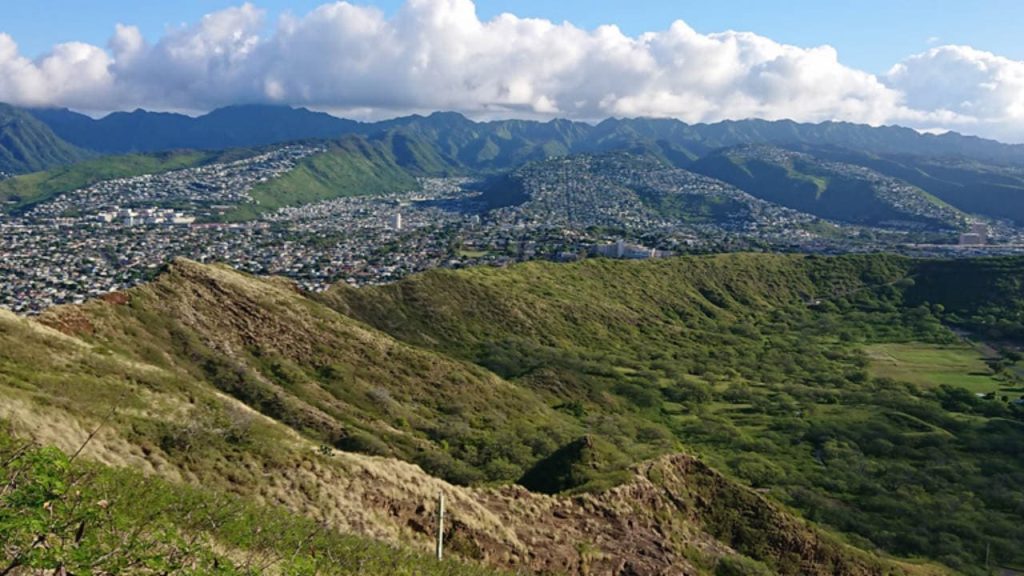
390;213;403;230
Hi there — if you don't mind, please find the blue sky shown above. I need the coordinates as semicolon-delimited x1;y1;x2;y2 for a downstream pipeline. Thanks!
5;0;1023;73
1;0;1022;141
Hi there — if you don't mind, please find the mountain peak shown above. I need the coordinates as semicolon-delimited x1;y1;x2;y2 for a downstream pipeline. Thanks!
426;110;469;120
422;110;473;127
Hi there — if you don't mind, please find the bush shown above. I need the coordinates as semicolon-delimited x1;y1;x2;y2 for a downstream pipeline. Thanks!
715;555;774;576
614;382;661;408
664;379;714;404
730;454;785;488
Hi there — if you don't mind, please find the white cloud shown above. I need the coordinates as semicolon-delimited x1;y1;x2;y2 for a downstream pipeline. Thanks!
0;0;1023;142
0;34;113;108
885;45;1024;142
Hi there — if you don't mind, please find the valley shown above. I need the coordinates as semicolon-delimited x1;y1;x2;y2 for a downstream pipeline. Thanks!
6;1;1024;573
2;253;1023;575
5;127;1024;315
2;104;1024;575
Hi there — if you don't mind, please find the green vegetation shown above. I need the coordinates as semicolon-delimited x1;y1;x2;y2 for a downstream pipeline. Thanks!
0;103;87;174
517;435;631;494
864;342;1008;393
0;150;222;212
2;259;896;576
906;257;1024;340
690;148;962;229
332;254;1024;573
226;137;418;220
714;555;775;576
0;424;507;576
812;148;1024;225
35;258;581;487
4;253;1024;573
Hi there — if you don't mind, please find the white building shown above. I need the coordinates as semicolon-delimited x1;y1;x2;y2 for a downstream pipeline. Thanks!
960;221;989;245
593;239;665;259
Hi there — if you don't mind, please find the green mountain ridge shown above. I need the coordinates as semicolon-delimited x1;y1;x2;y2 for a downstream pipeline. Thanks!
689;146;965;229
5;101;1024;231
227;137;420;220
0;103;88;175
24;105;1024;167
4;250;1024;572
2;255;966;575
8;252;1009;571
323;254;1024;573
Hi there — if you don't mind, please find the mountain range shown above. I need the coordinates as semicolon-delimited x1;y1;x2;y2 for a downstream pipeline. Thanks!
4;100;1024;573
20;104;1024;166
5;102;1024;228
4;102;1019;224
28;105;362;155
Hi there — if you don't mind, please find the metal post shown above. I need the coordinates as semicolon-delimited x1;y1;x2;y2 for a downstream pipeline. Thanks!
436;491;445;561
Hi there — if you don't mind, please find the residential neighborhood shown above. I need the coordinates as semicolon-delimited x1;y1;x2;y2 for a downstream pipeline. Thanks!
3;150;1024;314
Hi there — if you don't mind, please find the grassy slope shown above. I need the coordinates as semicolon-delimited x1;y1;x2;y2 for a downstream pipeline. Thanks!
864;342;1005;393
4;253;1022;573
0;260;919;576
0;150;221;212
690;151;960;228
0;302;540;573
226;138;417;220
37;259;581;486
328;253;1024;574
0;104;88;174
0;425;507;576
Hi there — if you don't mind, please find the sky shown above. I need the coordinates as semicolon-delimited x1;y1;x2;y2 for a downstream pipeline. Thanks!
8;0;1024;73
2;0;1024;141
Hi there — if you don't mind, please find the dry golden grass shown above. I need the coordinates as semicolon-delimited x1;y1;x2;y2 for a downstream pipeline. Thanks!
0;390;180;479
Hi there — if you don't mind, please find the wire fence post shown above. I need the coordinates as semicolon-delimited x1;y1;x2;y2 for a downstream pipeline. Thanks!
436;491;445;561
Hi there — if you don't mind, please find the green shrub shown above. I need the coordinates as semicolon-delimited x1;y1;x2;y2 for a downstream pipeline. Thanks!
715;555;774;576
